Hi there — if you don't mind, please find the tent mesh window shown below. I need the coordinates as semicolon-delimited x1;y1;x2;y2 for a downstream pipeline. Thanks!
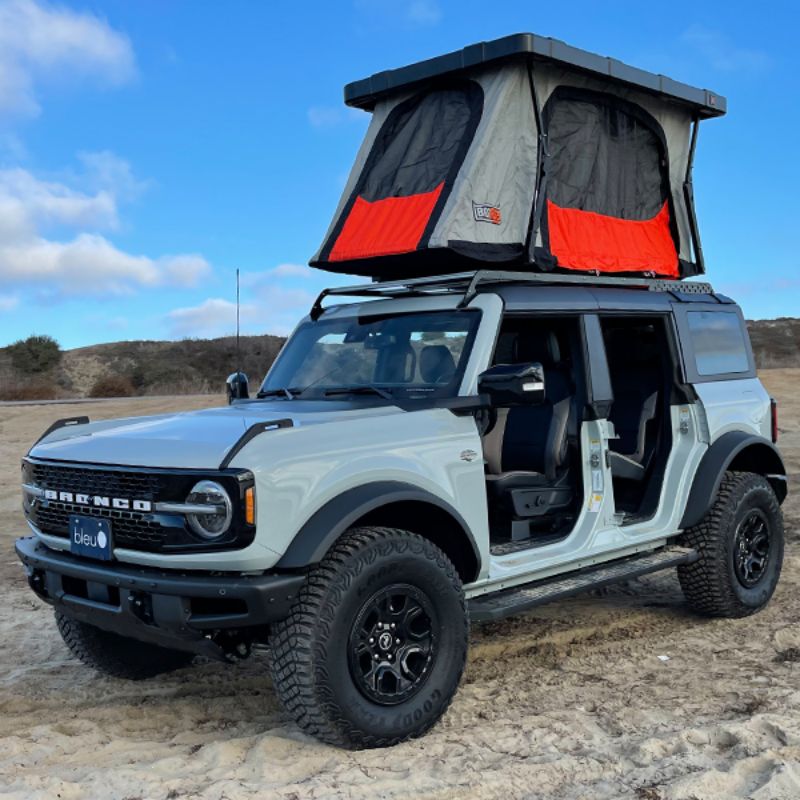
541;87;679;277
324;81;483;263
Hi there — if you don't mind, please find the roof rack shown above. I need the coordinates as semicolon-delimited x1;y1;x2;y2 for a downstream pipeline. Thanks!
309;270;715;319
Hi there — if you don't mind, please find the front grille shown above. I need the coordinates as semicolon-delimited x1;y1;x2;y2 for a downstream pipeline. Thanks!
26;462;170;550
23;459;254;554
30;462;163;501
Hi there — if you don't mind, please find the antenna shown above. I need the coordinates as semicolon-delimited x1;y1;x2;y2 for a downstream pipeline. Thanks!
236;268;241;378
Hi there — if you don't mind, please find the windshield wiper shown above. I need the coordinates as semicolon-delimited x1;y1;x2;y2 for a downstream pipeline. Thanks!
323;385;394;401
256;387;299;400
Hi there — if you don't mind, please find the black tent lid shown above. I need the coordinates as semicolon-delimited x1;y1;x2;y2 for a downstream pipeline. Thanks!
345;32;726;119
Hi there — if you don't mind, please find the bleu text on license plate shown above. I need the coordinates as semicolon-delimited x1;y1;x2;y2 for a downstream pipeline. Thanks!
69;515;112;560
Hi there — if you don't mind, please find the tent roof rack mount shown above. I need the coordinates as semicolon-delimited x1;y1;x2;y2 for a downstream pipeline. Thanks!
345;32;726;119
309;271;716;319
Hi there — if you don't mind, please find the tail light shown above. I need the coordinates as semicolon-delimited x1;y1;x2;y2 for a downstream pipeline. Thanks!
771;397;778;443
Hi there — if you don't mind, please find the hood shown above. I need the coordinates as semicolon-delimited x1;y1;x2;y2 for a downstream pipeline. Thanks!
29;399;402;469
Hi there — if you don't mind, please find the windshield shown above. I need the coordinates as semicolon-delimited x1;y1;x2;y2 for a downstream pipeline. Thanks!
261;310;480;400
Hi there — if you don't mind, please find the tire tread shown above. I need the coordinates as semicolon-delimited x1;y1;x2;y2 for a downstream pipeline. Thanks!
678;471;783;618
55;612;193;680
269;526;468;748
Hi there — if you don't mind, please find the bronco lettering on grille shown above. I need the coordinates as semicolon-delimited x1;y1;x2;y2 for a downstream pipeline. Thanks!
43;489;152;513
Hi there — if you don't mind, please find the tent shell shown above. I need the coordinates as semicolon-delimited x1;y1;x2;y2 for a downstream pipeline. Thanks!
312;34;726;281
344;33;725;118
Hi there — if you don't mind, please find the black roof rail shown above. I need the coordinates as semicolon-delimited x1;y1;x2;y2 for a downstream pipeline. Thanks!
309;270;716;319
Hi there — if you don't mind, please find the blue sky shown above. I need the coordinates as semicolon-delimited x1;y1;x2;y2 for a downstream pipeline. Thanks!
0;0;797;349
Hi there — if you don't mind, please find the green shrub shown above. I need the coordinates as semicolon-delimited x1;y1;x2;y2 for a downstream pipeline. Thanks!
7;335;62;374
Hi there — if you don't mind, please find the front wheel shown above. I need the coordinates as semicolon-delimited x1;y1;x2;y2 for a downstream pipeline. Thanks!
269;527;469;748
55;612;194;679
678;471;784;618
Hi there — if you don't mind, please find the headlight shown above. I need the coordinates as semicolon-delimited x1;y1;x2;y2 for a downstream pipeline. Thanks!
185;480;233;540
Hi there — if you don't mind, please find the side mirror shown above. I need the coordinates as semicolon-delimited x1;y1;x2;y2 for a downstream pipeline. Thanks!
478;363;545;406
226;372;249;404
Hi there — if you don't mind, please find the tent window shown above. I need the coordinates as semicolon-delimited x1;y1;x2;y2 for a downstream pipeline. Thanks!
541;87;678;276
360;85;482;201
545;90;668;220
324;81;483;263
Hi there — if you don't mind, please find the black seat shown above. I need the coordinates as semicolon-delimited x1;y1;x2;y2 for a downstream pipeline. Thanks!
419;345;456;384
483;332;575;519
605;330;662;482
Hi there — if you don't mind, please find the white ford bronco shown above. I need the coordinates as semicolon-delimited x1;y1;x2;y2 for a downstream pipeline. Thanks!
15;270;787;748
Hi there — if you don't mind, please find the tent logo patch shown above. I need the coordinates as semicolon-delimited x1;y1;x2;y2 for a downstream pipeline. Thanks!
473;202;501;225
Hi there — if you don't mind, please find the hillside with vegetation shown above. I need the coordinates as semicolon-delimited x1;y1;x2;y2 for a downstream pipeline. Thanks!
0;318;798;401
0;334;285;400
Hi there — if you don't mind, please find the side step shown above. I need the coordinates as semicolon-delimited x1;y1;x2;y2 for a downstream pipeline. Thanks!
468;546;697;622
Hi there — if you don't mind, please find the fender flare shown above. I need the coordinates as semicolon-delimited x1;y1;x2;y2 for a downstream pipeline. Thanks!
275;480;481;578
680;432;787;529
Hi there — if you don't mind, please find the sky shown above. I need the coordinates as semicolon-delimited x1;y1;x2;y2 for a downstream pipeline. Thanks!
0;0;798;350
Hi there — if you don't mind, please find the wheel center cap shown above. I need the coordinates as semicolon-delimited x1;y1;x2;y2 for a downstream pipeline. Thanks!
378;631;393;651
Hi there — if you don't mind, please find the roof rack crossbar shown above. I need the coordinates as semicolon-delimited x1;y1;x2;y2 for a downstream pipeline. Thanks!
308;270;714;318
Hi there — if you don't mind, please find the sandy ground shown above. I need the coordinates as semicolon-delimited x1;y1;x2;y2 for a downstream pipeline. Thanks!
1;375;799;800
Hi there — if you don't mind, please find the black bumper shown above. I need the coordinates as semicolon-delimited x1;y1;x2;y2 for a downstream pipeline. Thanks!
15;536;305;660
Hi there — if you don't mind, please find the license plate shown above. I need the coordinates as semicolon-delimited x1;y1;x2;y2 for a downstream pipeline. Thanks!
69;515;113;561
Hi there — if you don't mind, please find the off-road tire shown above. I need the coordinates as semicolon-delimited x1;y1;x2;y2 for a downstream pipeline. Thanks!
678;471;784;618
55;611;194;679
269;527;469;748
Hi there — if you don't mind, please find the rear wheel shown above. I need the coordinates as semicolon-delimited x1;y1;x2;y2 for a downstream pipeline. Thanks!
678;471;784;618
55;612;194;679
269;527;469;748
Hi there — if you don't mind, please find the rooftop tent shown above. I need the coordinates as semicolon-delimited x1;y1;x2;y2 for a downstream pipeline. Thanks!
311;33;725;280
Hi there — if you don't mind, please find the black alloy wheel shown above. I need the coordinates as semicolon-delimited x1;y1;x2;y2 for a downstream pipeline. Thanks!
733;509;771;588
348;584;436;705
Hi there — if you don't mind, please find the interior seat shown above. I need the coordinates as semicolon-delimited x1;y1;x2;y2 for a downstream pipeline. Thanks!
605;330;662;482
483;332;575;518
419;345;456;384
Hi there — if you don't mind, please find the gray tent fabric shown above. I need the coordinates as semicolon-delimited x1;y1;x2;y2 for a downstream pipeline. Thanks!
311;34;723;280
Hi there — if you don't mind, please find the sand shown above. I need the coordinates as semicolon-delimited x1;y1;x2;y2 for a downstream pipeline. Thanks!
0;375;799;800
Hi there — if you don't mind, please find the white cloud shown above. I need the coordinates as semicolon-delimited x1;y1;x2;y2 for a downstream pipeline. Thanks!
0;166;118;233
681;25;771;74
165;282;317;339
0;158;210;296
0;292;18;310
0;3;213;319
0;232;210;295
0;0;136;117
160;254;211;288
165;298;258;339
77;150;150;201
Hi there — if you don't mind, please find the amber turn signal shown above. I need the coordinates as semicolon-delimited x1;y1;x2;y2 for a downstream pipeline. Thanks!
245;487;256;525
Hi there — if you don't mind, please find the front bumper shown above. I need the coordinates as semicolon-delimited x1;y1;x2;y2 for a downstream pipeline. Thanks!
15;536;305;660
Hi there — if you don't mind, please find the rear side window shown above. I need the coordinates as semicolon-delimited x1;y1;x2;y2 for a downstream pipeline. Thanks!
687;311;750;376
